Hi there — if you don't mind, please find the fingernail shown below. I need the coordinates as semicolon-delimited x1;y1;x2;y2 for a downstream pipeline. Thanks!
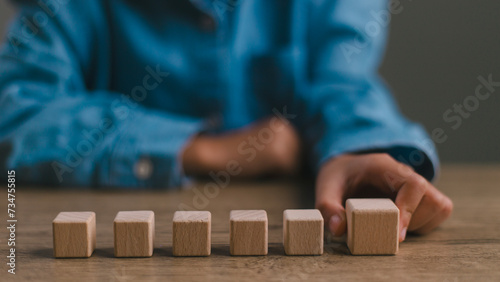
400;227;407;242
329;214;342;235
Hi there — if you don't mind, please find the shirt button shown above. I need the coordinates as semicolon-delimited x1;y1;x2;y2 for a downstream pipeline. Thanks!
134;157;153;180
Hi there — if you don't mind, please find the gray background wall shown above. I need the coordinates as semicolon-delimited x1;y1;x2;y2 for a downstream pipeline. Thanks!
0;1;499;163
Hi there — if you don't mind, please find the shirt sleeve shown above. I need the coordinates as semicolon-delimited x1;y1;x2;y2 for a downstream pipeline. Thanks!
293;0;438;181
0;3;205;188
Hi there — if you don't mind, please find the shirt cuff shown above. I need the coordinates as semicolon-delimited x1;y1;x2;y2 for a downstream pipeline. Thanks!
106;109;207;188
315;122;439;182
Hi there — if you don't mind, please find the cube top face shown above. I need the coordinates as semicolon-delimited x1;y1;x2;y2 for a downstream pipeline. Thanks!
284;209;323;222
173;211;211;222
230;210;267;222
53;212;95;224
346;199;399;255
346;199;398;214
114;210;154;223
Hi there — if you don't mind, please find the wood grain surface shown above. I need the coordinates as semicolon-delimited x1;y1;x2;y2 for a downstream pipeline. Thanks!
173;211;211;257
283;209;323;255
113;211;154;257
52;212;96;258
230;210;268;256
346;199;399;255
1;164;499;281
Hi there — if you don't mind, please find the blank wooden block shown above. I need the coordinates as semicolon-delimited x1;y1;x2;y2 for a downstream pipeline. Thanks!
52;212;96;258
230;210;268;256
172;211;211;256
283;209;324;255
114;211;155;257
346;199;399;255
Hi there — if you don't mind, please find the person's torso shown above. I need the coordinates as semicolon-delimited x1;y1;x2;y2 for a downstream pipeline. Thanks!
100;0;300;130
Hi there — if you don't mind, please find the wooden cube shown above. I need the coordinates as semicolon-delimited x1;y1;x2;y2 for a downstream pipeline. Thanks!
230;210;268;255
283;209;324;255
346;199;399;255
172;211;211;256
52;211;96;258
113;211;155;257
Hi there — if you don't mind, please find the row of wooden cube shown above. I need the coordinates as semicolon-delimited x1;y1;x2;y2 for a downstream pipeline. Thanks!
53;199;400;258
52;209;324;257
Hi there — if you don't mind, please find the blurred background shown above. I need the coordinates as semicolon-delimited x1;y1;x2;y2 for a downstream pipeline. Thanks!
1;0;499;163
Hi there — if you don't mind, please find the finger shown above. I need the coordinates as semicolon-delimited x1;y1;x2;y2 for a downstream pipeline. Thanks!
408;185;450;231
352;154;428;241
315;160;348;236
407;196;438;232
394;174;429;241
316;185;346;236
353;153;416;195
317;200;346;237
412;195;453;234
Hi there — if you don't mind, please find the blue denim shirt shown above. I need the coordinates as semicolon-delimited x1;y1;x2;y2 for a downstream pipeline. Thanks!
0;0;438;188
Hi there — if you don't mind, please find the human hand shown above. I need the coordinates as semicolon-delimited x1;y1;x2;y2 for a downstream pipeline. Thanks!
182;117;301;177
315;153;453;242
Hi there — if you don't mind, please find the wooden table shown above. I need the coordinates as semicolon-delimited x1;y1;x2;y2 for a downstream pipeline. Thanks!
1;165;499;281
